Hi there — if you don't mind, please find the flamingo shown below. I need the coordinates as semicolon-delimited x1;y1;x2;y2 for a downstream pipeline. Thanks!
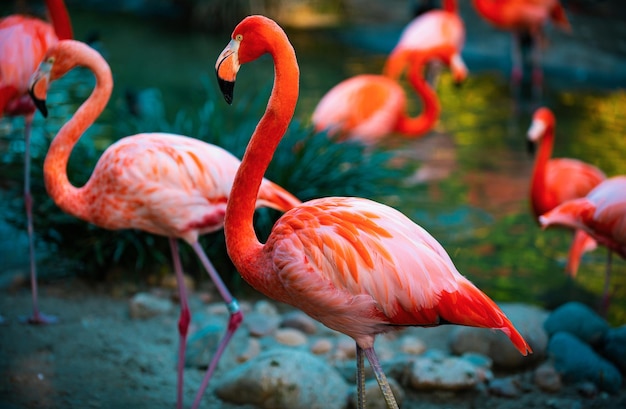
1;0;73;324
386;0;465;87
527;107;606;277
472;0;571;99
311;44;467;145
28;40;300;409
216;15;531;409
540;176;626;312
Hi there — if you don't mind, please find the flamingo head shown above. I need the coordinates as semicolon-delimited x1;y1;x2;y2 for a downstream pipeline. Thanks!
526;106;555;153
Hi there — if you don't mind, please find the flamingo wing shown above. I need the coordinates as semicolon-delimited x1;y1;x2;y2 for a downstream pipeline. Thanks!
264;197;529;353
543;158;606;209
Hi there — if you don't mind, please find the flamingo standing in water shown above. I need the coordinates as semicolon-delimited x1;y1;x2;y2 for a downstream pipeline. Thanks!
527;107;605;277
216;15;531;409
540;176;626;312
472;0;571;99
311;44;467;145
28;40;300;409
386;0;465;87
1;0;73;324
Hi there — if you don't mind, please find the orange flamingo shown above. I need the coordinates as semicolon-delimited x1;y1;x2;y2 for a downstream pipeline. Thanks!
311;45;467;145
28;40;300;409
540;176;626;311
0;0;73;324
472;0;571;99
386;0;465;86
527;107;605;276
216;15;531;408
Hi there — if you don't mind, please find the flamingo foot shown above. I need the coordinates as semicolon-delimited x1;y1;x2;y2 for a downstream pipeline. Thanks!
21;312;59;325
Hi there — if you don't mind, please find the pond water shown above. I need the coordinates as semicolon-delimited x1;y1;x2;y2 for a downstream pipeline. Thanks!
3;7;625;324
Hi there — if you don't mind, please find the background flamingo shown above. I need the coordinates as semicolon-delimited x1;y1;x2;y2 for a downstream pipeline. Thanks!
312;45;466;145
28;40;300;409
386;0;465;87
527;107;605;277
216;15;531;409
540;176;626;312
0;0;72;324
471;0;571;100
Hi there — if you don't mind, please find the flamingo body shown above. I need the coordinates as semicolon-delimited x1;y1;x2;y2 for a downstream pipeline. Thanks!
540;176;626;259
30;39;299;409
312;75;406;143
527;107;605;276
216;15;530;408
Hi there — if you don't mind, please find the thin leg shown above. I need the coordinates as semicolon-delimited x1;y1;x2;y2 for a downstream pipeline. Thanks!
356;345;366;409
169;238;190;409
510;34;523;113
362;346;399;409
22;114;56;325
190;241;243;409
600;250;613;316
530;33;543;104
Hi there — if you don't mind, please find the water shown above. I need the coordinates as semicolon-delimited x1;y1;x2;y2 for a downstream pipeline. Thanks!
2;7;625;324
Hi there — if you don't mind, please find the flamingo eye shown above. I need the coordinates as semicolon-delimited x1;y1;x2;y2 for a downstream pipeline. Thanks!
47;57;55;64
235;34;243;41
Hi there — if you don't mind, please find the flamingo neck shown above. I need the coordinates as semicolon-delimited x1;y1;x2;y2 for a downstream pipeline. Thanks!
395;63;440;136
530;124;554;217
471;0;503;25
43;42;112;220
44;0;73;40
443;0;458;13
224;29;299;274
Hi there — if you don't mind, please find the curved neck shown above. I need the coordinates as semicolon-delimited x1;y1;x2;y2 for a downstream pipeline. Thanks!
45;0;73;40
43;43;112;219
472;0;501;25
224;31;299;271
530;124;554;216
395;63;440;136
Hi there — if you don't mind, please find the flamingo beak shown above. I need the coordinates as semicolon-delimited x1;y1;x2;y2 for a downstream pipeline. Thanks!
215;39;241;105
28;60;53;118
450;54;468;86
526;119;545;155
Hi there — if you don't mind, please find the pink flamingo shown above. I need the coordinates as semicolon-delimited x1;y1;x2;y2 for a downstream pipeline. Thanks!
540;176;626;312
0;0;72;324
216;15;531;408
386;0;465;86
472;0;571;99
527;107;605;276
311;44;467;145
28;40;300;409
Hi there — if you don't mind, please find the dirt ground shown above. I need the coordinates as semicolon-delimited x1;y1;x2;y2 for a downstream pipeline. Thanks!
1;279;625;409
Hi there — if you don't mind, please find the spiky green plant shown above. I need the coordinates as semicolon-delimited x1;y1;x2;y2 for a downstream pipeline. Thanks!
1;73;416;288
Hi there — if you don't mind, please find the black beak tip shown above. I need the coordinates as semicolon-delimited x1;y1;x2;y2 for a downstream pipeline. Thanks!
526;139;535;155
217;76;234;105
29;89;48;118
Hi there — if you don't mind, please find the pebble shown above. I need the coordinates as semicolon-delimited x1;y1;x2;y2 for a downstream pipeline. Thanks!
128;292;173;319
488;376;522;398
280;310;318;334
245;311;281;337
399;335;426;355
543;301;609;346
409;356;482;391
548;331;622;393
533;362;562;392
348;378;405;409
274;328;308;346
215;349;349;409
310;338;333;355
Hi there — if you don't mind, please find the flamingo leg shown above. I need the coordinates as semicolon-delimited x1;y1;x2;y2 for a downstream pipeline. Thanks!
22;113;56;325
189;241;243;409
362;345;399;409
169;238;191;409
356;345;366;409
530;33;543;103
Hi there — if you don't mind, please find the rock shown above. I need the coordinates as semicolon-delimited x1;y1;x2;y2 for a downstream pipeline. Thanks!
254;300;279;316
128;292;173;319
534;362;562;392
215;349;349;409
274;328;308;346
409;356;483;391
543;301;609;346
310;338;333;355
245;311;281;337
601;325;626;372
488;376;522;398
184;315;249;370
348;378;404;409
449;303;548;368
280;310;318;334
548;331;622;393
399;335;426;355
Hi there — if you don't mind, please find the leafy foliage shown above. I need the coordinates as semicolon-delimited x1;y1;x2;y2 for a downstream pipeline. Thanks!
1;73;416;285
